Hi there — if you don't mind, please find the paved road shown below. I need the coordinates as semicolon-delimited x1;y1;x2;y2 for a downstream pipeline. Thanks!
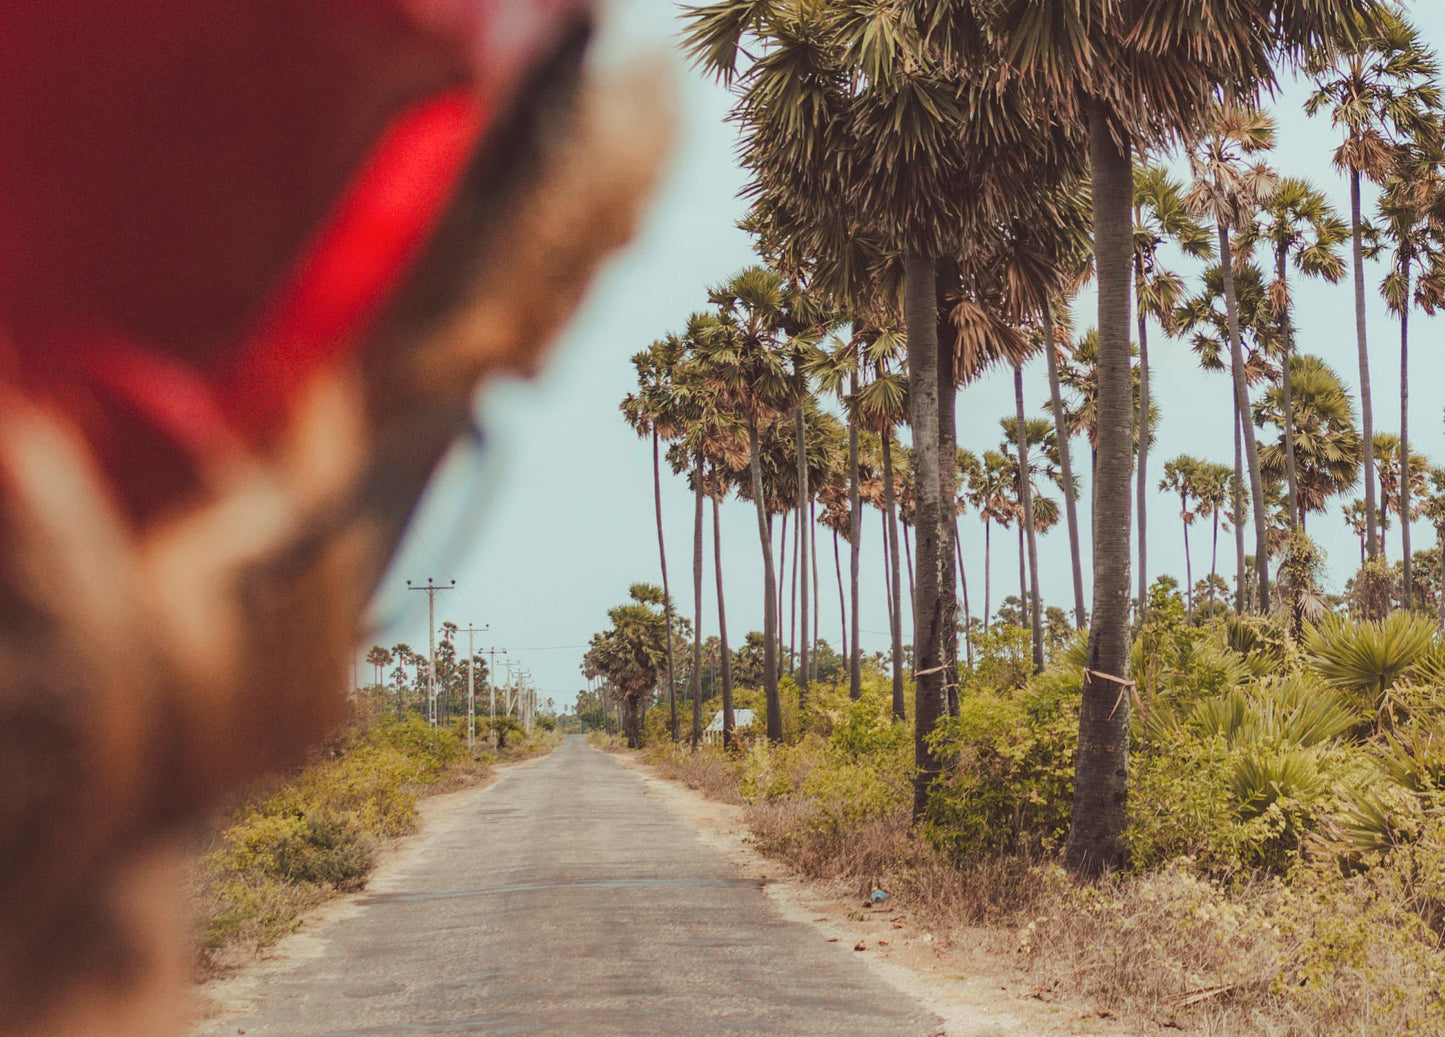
201;736;942;1036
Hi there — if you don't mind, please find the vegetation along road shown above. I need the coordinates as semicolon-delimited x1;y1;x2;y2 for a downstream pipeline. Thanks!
199;736;944;1036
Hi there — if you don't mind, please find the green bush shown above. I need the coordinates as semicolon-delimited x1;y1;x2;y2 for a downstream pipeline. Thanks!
925;673;1078;860
197;697;494;968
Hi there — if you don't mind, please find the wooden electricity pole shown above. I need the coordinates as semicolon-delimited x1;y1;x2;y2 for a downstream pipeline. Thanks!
406;578;454;728
461;624;488;751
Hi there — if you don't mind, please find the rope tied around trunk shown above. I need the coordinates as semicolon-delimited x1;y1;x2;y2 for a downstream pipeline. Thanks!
1085;668;1138;720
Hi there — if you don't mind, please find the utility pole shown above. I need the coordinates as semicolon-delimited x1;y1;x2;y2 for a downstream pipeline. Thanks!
406;578;454;728
461;624;488;751
485;646;506;746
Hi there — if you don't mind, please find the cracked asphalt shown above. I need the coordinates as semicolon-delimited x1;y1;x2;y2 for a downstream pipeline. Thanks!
197;736;941;1036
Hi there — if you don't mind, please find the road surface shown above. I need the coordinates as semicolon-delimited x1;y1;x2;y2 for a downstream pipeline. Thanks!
199;736;943;1036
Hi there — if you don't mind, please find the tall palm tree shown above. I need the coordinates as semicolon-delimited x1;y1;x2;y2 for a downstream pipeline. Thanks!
1186;102;1280;613
1195;460;1236;619
1256;353;1363;528
856;329;910;720
1159;456;1204;618
670;329;751;746
1240;177;1349;528
956;447;983;669
1042;301;1087;627
1178;256;1281;612
622;334;688;742
968;450;1015;638
693;268;799;742
1372;432;1430;566
810;332;866;700
1000;413;1057;671
1376;131;1445;607
961;0;1385;881
1133;165;1213;613
1307;10;1442;559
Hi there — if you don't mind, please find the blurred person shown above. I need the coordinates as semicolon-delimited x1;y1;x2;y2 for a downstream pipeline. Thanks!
0;3;667;1033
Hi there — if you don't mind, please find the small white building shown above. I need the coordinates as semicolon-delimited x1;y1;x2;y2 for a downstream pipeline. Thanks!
702;708;756;746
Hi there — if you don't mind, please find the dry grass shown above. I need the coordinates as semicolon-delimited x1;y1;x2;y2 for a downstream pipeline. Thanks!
644;743;747;805
637;742;1445;1036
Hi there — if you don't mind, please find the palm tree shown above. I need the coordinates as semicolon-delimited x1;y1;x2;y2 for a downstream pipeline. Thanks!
1159;456;1204;618
856;328;910;720
1307;10;1442;559
956;447;983;670
1186;101;1280;613
1240;177;1349;528
365;645;393;690
968;450;1015;639
1000;413;1057;671
810;332;866;700
1178;253;1282;613
1256;353;1363;527
670;327;751;746
692;268;800;742
959;0;1385;881
1195;461;1236;619
1042;301;1087;628
622;335;687;742
1419;468;1445;621
711;471;737;748
1133;165;1213;614
1372;432;1431;567
1376;132;1445;608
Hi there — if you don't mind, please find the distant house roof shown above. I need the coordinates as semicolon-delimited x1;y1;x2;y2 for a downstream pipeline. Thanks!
704;708;756;733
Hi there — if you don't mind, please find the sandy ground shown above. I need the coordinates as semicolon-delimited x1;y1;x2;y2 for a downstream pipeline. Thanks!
613;752;1161;1037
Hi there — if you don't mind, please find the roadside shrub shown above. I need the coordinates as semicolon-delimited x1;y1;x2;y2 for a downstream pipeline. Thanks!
924;672;1078;860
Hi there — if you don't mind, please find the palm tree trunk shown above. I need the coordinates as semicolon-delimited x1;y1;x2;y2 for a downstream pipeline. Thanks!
1277;245;1300;530
1045;301;1087;628
1017;523;1027;619
938;321;960;708
712;490;735;749
653;430;679;743
777;509;788;671
1066;104;1133;879
848;373;862;701
1352;166;1378;558
983;518;991;634
955;523;972;678
1379;464;1388;562
1401;295;1413;610
1181;494;1194;619
1234;401;1246;613
1016;365;1045;672
747;418;781;742
795;404;811;695
882;428;906;721
690;451;705;747
789;506;799;679
905;251;945;821
1134;251;1151;618
1219;223;1271;613
834;529;848;664
903;524;916;619
1210;510;1220;618
882;509;895;630
811;499;820;660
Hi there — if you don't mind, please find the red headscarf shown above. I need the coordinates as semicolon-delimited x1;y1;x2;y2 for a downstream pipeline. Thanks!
0;0;583;519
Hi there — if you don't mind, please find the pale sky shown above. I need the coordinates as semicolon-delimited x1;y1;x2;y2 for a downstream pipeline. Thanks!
370;1;1445;713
